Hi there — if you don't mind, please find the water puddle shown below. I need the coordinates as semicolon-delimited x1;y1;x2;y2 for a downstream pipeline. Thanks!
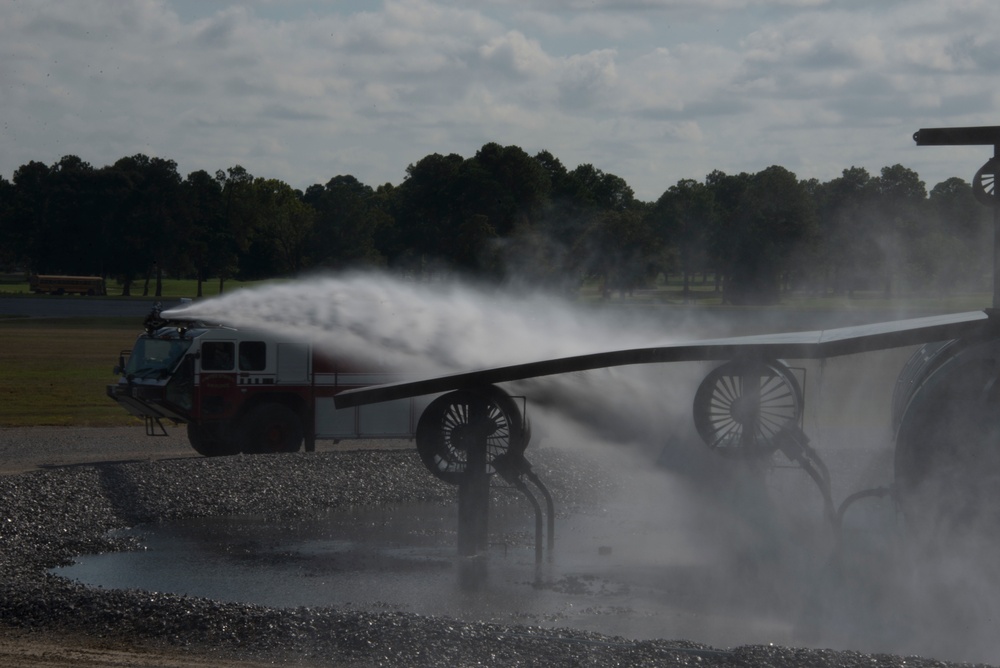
54;498;815;648
43;273;1000;664
57;447;999;660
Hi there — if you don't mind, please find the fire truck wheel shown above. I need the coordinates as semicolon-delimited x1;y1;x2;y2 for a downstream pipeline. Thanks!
415;386;526;485
236;403;304;454
186;422;239;457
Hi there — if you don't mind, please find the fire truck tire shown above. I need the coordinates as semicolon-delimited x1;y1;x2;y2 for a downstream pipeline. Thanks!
415;386;527;485
186;422;239;457
236;403;304;454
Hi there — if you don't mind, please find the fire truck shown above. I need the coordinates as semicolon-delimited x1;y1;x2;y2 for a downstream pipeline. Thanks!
107;304;529;461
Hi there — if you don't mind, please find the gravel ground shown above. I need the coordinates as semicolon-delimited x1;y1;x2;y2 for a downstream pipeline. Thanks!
0;427;994;667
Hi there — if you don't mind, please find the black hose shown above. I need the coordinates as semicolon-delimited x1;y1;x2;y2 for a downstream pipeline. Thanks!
836;486;894;526
524;468;555;554
800;457;838;529
775;426;837;529
512;477;544;565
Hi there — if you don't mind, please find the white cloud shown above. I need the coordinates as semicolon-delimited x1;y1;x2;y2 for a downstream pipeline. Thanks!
480;31;553;77
2;0;999;200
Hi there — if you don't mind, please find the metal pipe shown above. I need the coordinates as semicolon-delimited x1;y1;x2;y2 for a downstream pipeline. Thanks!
457;395;491;556
513;478;544;565
525;469;555;555
994;144;1000;310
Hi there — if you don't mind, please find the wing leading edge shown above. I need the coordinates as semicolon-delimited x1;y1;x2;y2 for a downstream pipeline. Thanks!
334;310;994;408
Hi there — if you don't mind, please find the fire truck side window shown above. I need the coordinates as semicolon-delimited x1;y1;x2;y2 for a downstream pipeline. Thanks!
239;341;267;371
201;342;234;370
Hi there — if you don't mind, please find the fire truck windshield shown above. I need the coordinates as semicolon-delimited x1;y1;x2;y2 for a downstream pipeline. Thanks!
125;338;193;378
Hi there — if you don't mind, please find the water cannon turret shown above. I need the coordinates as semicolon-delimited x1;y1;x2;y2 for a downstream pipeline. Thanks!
143;302;165;335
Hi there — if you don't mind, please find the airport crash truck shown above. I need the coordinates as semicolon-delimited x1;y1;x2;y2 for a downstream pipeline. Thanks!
106;308;435;456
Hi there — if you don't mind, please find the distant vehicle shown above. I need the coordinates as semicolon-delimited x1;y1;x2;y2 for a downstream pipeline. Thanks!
29;274;106;295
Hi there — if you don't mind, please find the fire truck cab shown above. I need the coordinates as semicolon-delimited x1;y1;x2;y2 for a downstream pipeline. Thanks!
107;309;427;456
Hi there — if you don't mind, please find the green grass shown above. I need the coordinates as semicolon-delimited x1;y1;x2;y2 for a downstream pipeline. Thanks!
0;277;285;299
0;318;143;427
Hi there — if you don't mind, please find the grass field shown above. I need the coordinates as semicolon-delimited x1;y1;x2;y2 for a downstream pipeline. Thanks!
0;277;282;299
0;318;143;427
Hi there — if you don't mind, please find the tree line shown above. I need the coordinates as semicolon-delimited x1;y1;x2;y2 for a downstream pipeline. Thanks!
0;144;991;303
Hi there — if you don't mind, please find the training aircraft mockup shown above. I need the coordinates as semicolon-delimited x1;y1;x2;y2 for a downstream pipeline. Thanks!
332;126;1000;556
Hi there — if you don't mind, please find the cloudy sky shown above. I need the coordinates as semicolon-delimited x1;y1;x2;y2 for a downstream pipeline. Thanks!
3;0;999;201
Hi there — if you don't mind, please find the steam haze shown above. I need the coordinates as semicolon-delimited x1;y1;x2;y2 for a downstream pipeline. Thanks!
166;273;1000;664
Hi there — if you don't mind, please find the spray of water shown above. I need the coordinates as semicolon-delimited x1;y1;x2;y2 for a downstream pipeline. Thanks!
163;271;1000;663
164;272;709;450
165;273;679;373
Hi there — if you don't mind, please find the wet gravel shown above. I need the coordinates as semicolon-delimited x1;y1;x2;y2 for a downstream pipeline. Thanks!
0;438;993;667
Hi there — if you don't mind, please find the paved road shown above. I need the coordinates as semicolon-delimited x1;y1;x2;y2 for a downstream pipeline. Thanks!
0;425;408;475
0;425;196;475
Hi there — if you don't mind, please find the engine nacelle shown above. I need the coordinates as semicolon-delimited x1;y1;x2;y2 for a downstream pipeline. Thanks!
692;358;803;459
893;336;1000;536
414;385;529;485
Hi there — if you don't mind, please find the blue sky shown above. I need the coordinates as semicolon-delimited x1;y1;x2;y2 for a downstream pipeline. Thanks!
3;0;999;201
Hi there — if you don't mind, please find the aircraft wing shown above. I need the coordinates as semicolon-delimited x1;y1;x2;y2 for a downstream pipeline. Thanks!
333;310;994;408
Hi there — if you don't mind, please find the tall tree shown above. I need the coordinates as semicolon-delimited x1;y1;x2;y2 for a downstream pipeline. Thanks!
214;166;257;293
0;176;13;268
8;161;56;273
503;151;588;288
704;169;751;297
812;166;877;296
242;178;315;278
179;170;225;297
652;179;713;302
9;157;103;276
48;156;102;275
304;175;387;270
394;153;466;274
927;177;990;291
872;164;927;296
571;208;660;297
107;155;183;296
707;167;816;304
570;163;637;211
466;143;550;237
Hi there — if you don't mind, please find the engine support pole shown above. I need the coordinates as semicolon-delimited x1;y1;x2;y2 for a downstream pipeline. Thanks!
457;395;491;556
993;144;999;310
